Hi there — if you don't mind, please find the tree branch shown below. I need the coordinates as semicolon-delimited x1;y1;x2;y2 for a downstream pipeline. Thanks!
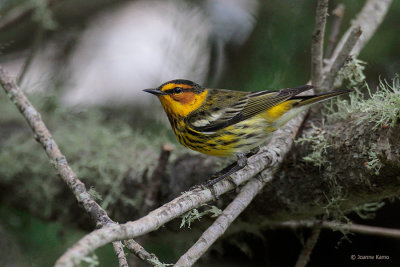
326;4;345;59
332;0;392;58
294;226;321;267
321;0;392;92
279;220;400;240
0;66;159;266
320;26;362;92
174;157;276;266
311;0;328;88
113;242;129;267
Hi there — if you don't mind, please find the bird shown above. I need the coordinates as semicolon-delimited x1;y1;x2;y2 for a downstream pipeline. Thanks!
144;79;348;188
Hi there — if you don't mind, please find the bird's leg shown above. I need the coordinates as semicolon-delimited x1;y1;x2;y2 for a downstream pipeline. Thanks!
236;152;247;168
196;152;252;200
190;149;260;199
202;161;242;188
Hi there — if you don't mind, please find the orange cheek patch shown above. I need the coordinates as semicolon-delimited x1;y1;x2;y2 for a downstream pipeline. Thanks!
159;90;208;117
172;92;196;104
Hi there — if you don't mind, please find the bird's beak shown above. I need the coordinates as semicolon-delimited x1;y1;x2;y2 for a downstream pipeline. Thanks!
143;88;167;96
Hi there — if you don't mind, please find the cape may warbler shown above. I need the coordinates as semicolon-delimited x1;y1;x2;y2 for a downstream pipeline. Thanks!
144;79;348;185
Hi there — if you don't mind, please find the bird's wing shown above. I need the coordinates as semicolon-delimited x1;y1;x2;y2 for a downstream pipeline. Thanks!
188;85;313;132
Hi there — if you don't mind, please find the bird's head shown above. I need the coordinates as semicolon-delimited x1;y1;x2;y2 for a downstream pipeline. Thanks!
144;79;208;117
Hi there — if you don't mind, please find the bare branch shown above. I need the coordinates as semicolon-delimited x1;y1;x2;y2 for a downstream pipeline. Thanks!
331;0;392;58
326;4;345;59
124;240;160;264
311;0;329;88
175;171;274;266
294;226;321;267
320;26;362;91
280;220;400;240
321;0;392;92
113;242;129;267
0;66;159;266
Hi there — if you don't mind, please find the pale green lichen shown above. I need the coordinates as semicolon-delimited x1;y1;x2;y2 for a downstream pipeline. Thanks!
321;182;348;221
180;204;222;229
81;253;99;267
364;144;383;175
323;73;399;176
88;186;103;202
295;124;331;169
326;75;400;129
334;56;367;88
149;258;173;267
353;201;385;220
31;0;58;30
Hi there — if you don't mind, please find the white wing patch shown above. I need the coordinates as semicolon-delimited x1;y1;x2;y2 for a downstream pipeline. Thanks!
191;110;224;127
192;119;211;127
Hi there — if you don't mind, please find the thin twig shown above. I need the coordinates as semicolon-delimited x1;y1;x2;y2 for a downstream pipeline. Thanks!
113;242;129;267
321;0;392;92
124;239;160;264
294;226;322;267
320;26;362;92
326;4;345;59
175;170;275;266
331;0;392;59
0;66;160;267
279;220;400;240
311;0;329;88
54;0;393;265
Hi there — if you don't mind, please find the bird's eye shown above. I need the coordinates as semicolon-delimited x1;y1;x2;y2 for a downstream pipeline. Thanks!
174;87;183;94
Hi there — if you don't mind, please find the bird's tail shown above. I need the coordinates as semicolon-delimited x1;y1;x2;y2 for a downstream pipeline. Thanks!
293;90;351;107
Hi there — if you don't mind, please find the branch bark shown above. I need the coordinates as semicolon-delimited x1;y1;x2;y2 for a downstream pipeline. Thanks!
327;0;392;60
326;4;345;59
294;226;321;267
311;0;328;88
278;220;400;240
320;26;361;92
